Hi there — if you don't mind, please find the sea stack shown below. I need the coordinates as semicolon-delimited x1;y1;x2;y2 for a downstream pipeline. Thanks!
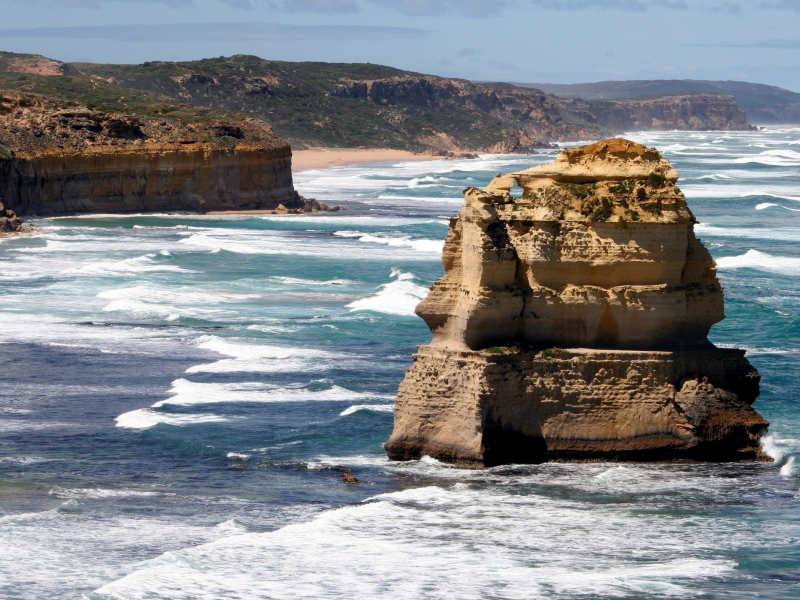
385;138;769;467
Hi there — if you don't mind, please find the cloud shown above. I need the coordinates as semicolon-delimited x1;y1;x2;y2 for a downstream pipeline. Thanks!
689;39;800;48
710;1;741;13
17;0;191;6
6;0;360;8
237;0;360;11
456;47;483;58
0;21;427;41
760;0;800;9
367;0;510;17
528;0;687;9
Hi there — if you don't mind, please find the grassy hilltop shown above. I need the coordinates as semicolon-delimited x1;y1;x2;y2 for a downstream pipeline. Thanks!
0;51;756;153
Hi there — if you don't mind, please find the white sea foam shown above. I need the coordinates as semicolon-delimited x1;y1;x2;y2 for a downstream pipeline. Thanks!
152;378;389;407
186;336;335;374
268;276;354;286
91;483;741;600
176;227;440;261
760;434;795;462
0;455;52;464
339;404;394;416
734;149;800;166
346;270;429;316
755;202;800;212
49;487;160;499
115;408;230;429
695;223;800;242
715;249;800;275
216;519;249;533
77;254;194;276
226;452;251;460
333;230;444;253
780;456;797;477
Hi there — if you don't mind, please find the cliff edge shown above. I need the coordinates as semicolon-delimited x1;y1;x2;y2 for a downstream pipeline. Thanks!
0;93;302;216
385;138;769;466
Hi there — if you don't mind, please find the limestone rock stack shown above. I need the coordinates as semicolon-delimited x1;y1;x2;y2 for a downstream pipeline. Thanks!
385;138;769;467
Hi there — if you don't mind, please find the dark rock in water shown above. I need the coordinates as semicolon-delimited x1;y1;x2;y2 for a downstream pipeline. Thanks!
342;471;360;483
385;139;770;467
300;196;341;213
0;198;22;231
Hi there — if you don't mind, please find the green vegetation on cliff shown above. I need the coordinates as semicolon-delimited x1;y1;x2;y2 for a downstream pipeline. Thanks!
0;51;756;152
521;79;800;124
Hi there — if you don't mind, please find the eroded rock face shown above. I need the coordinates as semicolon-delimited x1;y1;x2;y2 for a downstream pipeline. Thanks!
386;138;769;466
0;94;302;215
0;199;22;231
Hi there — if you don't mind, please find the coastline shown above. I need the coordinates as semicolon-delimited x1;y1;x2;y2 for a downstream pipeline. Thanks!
292;148;446;171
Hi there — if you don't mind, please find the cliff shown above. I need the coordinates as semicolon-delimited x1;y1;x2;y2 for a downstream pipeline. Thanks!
386;138;769;467
522;79;800;125
562;93;753;132
0;93;302;216
0;52;754;154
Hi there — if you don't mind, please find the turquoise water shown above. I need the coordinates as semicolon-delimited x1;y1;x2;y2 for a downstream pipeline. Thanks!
1;130;799;599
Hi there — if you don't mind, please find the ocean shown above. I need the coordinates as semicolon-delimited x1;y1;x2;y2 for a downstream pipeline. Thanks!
1;129;799;599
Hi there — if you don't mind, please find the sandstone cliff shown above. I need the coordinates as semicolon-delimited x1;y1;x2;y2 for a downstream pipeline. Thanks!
386;138;768;466
334;78;753;151
560;93;753;132
0;94;302;216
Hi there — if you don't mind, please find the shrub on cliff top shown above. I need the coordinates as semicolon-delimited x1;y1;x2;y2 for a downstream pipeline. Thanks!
648;172;667;188
0;142;12;160
483;346;520;355
538;347;569;359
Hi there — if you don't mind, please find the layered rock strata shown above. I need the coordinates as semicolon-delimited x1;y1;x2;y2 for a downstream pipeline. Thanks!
386;138;769;466
0;94;303;216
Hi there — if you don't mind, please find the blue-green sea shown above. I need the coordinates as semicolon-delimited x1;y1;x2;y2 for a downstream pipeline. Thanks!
1;129;800;599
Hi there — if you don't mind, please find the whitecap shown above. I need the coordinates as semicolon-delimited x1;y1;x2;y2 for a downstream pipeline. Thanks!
346;270;429;316
695;223;800;242
90;483;739;600
226;452;251;460
761;433;795;462
49;487;159;499
186;336;335;374
115;408;230;429
332;230;444;253
734;149;800;166
152;378;389;407
715;249;800;275
216;519;249;533
755;202;800;212
339;404;394;416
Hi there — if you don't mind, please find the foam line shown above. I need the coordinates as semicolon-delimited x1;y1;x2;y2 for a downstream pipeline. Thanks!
346;270;429;316
715;249;800;275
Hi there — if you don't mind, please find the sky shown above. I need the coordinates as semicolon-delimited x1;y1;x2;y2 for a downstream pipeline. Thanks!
2;0;800;91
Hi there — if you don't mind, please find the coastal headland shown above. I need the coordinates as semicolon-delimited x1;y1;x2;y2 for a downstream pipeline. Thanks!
0;50;761;218
0;93;306;215
385;138;769;467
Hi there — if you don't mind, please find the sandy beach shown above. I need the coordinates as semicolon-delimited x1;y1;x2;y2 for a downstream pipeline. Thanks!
292;148;444;171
